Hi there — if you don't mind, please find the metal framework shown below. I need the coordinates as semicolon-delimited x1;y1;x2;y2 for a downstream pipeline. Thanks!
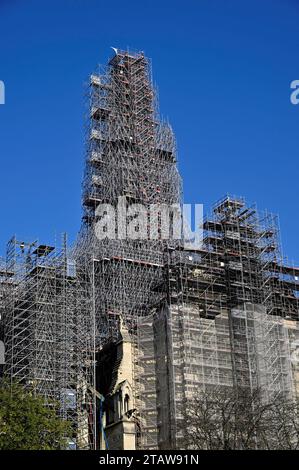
152;196;299;448
76;48;182;449
2;235;96;449
0;50;299;451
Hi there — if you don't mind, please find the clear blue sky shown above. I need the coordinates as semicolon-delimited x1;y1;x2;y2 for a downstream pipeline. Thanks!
0;0;298;262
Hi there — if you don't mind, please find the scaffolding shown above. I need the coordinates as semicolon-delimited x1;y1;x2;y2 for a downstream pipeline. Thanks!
153;196;299;448
1;49;299;451
76;48;182;448
2;235;96;449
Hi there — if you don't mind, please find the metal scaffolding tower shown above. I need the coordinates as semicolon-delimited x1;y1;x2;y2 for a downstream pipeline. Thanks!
152;196;299;448
1;49;299;451
2;235;96;449
76;48;182;448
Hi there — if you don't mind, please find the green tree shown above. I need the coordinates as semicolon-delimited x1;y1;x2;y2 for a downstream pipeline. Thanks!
0;380;71;450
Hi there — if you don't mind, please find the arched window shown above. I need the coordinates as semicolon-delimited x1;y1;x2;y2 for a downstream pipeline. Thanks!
118;391;123;418
124;393;130;413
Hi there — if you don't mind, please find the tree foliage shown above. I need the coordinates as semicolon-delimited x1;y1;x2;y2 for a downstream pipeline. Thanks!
0;380;71;450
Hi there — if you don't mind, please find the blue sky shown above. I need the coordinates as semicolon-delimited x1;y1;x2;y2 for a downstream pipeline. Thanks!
0;0;298;261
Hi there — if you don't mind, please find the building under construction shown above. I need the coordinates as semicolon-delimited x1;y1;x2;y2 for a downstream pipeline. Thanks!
1;49;299;450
